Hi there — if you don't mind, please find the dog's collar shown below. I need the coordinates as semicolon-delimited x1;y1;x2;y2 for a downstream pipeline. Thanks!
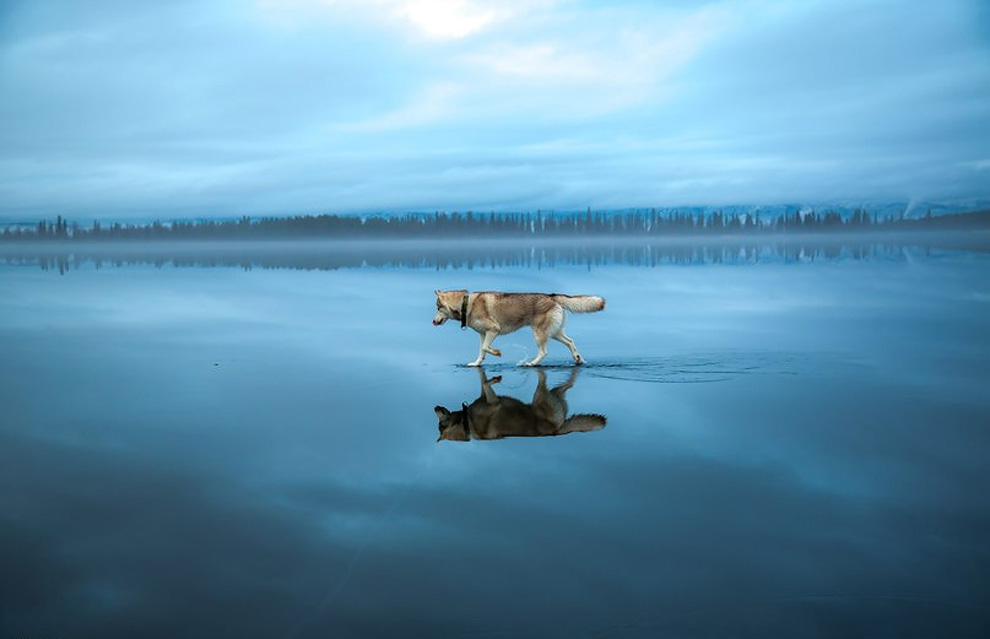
460;293;469;329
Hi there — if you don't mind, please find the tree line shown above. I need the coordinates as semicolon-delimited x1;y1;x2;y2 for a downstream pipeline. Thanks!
2;208;988;242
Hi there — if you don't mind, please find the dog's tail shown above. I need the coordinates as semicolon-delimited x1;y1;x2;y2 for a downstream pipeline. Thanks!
554;294;606;313
560;414;608;434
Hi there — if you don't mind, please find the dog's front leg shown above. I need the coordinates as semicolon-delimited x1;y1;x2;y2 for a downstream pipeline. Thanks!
468;331;491;367
469;330;499;366
481;330;500;357
478;368;501;403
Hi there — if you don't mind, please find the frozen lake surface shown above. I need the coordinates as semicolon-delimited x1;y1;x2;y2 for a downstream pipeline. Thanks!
2;238;989;638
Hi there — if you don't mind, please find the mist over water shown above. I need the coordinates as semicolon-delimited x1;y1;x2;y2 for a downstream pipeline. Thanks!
2;236;989;638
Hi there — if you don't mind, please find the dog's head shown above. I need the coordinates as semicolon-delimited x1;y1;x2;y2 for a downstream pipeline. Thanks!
433;289;466;326
434;404;470;442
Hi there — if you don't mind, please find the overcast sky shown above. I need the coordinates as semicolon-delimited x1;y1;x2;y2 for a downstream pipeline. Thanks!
1;0;989;220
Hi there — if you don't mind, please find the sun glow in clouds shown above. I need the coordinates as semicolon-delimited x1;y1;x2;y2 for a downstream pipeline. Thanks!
263;0;507;39
400;0;495;39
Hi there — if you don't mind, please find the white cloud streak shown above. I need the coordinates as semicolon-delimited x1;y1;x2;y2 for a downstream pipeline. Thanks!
0;0;988;219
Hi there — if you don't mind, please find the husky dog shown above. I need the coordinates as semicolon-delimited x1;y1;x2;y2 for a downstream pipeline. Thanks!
434;368;607;442
432;290;605;366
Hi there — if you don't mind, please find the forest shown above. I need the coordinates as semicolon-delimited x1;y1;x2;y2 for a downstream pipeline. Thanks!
2;208;989;242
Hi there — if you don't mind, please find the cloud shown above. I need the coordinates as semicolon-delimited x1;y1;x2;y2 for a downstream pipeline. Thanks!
0;0;988;219
331;82;462;132
399;0;496;39
258;0;549;40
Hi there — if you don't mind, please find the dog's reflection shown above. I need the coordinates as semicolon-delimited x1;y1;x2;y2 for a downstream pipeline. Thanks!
434;368;607;442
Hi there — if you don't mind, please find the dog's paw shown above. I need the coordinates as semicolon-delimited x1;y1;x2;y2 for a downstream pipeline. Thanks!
574;355;585;365
467;361;482;367
490;375;502;384
489;348;502;357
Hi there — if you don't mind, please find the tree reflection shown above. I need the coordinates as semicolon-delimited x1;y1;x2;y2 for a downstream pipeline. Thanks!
3;233;987;274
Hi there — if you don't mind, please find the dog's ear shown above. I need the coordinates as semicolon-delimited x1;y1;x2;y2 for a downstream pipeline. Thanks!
434;289;442;296
461;402;469;412
434;405;450;418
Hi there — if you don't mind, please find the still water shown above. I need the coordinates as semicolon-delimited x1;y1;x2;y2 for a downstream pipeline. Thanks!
2;238;989;638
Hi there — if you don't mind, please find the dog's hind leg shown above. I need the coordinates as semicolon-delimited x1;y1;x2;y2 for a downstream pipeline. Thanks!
524;328;549;366
553;330;584;365
524;306;562;367
547;309;583;365
523;341;548;366
552;367;580;395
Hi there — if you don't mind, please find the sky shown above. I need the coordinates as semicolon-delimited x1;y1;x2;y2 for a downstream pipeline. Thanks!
1;0;989;220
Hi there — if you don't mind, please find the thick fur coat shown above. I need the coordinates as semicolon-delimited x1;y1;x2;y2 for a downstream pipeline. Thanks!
433;290;605;366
